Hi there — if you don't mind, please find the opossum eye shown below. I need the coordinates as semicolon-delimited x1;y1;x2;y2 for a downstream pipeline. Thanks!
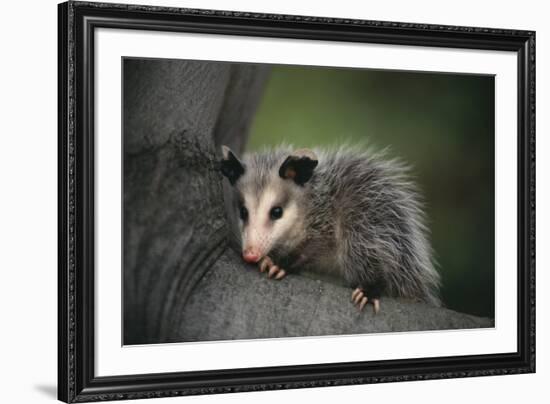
239;206;248;221
270;206;283;220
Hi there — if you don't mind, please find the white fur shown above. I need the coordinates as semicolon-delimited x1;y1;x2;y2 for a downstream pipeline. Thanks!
242;181;301;259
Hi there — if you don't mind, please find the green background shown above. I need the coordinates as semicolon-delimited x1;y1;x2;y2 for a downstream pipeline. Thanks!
247;65;495;318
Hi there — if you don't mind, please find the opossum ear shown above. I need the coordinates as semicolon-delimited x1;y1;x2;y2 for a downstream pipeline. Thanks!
279;149;318;186
220;145;245;185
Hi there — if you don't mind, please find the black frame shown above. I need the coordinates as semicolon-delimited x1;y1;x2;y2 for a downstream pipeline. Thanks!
58;1;535;402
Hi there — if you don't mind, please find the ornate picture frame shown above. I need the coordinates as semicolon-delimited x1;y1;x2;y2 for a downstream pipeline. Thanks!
58;1;535;402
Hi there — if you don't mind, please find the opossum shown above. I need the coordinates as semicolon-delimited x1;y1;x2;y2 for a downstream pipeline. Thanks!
220;145;441;313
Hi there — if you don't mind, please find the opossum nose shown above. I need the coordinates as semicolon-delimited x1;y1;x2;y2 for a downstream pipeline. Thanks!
242;249;261;264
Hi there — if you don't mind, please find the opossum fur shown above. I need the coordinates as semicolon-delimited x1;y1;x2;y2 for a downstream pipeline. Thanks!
220;144;441;307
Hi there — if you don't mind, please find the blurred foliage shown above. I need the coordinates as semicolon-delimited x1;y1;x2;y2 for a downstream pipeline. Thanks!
247;66;495;318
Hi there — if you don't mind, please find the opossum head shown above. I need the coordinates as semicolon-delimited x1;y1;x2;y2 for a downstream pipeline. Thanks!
221;145;318;264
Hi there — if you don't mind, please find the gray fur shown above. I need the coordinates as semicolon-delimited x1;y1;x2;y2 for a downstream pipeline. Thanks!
223;145;442;306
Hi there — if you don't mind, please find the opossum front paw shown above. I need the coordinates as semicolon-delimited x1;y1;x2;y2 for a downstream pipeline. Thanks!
259;256;287;280
351;288;380;314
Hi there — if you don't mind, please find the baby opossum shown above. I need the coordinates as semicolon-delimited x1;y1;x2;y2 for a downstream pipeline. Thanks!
220;145;441;313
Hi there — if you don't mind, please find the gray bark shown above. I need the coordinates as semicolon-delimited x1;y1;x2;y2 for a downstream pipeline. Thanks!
123;58;492;345
171;250;492;342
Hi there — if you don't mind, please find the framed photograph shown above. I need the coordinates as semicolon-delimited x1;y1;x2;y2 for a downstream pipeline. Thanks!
58;1;535;402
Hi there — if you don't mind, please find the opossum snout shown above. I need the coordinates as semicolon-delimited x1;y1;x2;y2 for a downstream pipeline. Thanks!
242;248;261;264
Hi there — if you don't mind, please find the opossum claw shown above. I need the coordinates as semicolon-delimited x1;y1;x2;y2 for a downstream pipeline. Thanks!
268;265;280;278
352;288;366;305
359;296;368;311
352;288;380;313
274;269;286;280
372;298;380;314
260;256;286;280
353;289;364;305
259;256;273;273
